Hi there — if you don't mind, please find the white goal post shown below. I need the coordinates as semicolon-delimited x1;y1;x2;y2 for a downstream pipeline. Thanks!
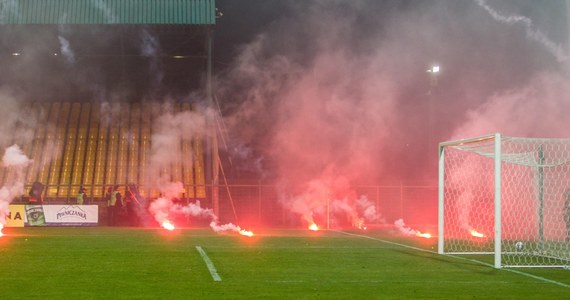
438;133;570;268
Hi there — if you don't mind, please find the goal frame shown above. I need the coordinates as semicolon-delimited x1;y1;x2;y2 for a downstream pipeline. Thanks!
438;133;570;269
438;133;503;268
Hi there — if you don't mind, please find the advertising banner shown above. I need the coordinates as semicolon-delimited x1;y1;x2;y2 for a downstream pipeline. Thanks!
5;205;99;227
41;205;99;226
5;205;25;227
26;205;46;226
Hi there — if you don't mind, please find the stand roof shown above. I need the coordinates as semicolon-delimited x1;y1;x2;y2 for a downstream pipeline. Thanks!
0;0;216;25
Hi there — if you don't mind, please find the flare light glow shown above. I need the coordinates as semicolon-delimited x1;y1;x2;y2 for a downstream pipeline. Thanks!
415;232;432;239
469;229;486;238
161;220;175;231
239;229;254;237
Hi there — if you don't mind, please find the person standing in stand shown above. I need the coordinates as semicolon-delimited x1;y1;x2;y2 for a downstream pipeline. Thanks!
77;186;87;205
107;186;124;226
105;186;113;225
125;184;140;226
28;181;44;204
111;185;125;225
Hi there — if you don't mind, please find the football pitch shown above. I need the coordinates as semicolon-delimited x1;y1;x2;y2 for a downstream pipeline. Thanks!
1;227;569;299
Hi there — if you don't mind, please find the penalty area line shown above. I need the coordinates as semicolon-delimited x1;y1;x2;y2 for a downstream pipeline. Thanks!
195;246;222;282
334;230;570;289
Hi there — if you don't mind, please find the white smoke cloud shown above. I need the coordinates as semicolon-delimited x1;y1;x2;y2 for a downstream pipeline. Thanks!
3;144;32;167
285;177;331;225
452;73;570;139
146;106;211;195
450;2;570;140
140;29;161;57
394;218;423;237
181;201;215;219
149;197;252;235
281;174;384;228
147;196;173;226
356;196;386;224
58;36;75;64
208;221;250;235
473;0;567;62
0;144;31;228
143;103;254;234
140;29;164;91
0;90;27;147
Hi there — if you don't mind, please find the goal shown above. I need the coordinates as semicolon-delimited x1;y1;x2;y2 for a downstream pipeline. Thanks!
438;133;570;268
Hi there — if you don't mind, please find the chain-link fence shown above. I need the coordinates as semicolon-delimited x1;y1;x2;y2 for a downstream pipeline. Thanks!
215;183;437;227
15;182;438;227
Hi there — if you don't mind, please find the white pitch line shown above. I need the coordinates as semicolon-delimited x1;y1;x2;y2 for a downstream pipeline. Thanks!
195;246;222;282
334;230;570;289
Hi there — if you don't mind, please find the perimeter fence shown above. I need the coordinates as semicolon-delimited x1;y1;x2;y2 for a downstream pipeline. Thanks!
14;183;437;227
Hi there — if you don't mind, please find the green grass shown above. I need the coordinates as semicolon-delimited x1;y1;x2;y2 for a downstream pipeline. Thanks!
1;227;569;299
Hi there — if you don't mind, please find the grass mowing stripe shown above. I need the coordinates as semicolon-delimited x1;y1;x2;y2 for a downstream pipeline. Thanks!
334;230;570;289
196;245;222;282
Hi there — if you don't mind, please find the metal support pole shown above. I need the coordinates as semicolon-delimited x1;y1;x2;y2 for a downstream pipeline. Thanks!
205;26;219;216
438;143;445;254
538;145;545;252
494;133;502;268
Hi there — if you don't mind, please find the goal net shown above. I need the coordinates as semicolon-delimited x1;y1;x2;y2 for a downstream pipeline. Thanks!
438;133;570;268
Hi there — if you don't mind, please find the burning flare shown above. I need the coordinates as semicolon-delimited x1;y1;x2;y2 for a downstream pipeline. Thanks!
308;223;319;231
150;197;255;236
469;229;486;238
239;229;254;237
394;218;432;239
161;220;175;231
415;232;432;239
353;218;367;230
0;224;4;237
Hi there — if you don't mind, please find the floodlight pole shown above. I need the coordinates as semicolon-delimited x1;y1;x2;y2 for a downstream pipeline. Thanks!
427;65;439;153
206;26;219;216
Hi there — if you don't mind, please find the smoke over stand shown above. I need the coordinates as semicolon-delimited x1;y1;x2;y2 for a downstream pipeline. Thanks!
0;145;31;236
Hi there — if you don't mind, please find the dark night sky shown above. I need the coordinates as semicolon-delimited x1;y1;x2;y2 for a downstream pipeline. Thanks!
213;0;295;72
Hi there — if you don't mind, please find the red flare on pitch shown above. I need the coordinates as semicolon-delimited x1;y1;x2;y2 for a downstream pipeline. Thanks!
239;229;254;237
415;232;432;239
469;229;485;238
354;220;367;230
161;220;175;231
308;223;319;231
